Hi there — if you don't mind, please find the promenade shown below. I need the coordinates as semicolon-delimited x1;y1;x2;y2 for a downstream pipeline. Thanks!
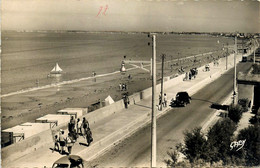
3;52;243;168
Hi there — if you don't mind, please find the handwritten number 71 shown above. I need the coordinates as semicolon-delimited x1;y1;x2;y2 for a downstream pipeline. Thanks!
97;5;108;17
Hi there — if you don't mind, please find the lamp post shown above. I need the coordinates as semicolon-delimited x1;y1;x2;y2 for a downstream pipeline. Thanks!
151;34;157;167
253;39;256;64
233;36;237;105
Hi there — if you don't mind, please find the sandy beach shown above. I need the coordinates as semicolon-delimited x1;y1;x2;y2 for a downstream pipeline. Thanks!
1;32;233;129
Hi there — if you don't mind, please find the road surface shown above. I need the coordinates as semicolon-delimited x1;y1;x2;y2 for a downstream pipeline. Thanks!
87;62;252;167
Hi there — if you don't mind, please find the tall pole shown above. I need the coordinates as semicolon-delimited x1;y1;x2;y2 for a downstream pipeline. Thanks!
226;43;228;70
254;39;256;64
160;54;165;111
233;36;237;105
151;34;157;167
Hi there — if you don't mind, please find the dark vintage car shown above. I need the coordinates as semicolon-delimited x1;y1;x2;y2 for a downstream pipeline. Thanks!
52;155;86;168
170;91;191;107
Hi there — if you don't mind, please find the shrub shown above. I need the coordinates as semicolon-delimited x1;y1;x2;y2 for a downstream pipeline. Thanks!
207;118;237;164
182;127;210;163
228;104;243;123
164;150;179;167
238;98;250;112
237;125;260;166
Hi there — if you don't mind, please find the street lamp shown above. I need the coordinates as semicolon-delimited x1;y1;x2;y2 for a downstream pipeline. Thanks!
233;36;237;105
148;33;157;167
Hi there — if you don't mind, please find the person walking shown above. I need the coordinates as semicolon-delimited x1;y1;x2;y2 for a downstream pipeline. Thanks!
184;72;188;81
159;93;162;106
189;71;192;80
163;93;168;107
119;83;122;91
123;94;129;109
66;133;74;155
76;118;82;136
82;117;89;136
122;83;125;91
68;116;76;133
85;127;93;146
52;135;59;153
59;130;66;154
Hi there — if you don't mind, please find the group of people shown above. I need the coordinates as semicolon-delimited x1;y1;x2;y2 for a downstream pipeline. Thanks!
159;93;168;110
53;116;93;155
205;64;210;71
119;83;128;91
183;68;198;81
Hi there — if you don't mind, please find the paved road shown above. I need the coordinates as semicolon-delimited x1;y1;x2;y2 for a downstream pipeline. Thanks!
87;62;252;167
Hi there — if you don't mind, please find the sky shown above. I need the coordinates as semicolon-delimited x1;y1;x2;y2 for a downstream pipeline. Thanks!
2;0;260;33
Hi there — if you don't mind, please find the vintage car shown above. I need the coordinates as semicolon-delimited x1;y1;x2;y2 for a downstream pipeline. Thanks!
170;91;191;107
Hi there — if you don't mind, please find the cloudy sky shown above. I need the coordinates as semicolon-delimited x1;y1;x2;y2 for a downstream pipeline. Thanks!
2;0;260;33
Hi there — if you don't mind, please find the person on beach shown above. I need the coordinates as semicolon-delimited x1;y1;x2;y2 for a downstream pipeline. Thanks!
119;83;122;91
66;133;74;155
59;130;66;154
52;135;59;153
163;93;168;107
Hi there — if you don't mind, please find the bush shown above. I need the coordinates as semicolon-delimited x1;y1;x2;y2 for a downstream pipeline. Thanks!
237;125;260;166
164;150;179;167
228;104;243;123
207;118;237;164
238;98;250;112
182;127;210;163
249;115;260;125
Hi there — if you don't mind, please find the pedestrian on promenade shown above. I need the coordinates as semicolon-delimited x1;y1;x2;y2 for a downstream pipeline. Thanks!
68;116;76;133
76;118;82;136
159;93;162;106
52;135;59;153
82;117;89;135
66;133;74;155
59;130;66;154
85;127;93;146
184;72;188;81
189;71;192;80
163;93;168;107
123;93;130;109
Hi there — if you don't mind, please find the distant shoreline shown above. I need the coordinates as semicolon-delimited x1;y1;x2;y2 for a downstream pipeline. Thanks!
2;30;258;39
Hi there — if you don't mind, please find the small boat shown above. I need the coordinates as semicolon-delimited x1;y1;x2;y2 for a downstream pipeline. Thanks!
50;63;63;74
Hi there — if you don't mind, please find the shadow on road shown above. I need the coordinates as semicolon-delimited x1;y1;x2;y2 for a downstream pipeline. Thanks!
191;97;215;104
134;103;151;109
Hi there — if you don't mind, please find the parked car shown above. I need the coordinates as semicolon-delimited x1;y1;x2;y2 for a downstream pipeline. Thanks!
52;155;86;168
170;92;191;107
